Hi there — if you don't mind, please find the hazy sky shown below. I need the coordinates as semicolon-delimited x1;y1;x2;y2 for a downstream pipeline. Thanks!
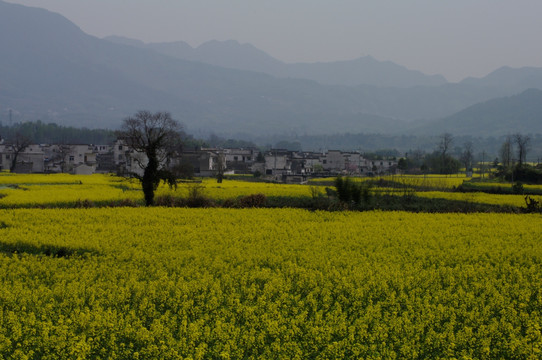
5;0;542;82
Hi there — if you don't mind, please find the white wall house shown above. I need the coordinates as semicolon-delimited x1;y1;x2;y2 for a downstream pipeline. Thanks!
0;144;45;173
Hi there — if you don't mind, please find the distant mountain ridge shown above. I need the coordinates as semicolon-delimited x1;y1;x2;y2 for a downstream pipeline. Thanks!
1;1;542;138
410;88;542;136
104;36;448;88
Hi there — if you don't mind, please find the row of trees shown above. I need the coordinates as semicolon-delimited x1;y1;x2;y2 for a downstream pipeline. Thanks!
398;132;535;175
499;134;531;167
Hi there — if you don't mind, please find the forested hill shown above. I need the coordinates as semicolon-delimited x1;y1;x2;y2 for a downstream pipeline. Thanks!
0;122;115;144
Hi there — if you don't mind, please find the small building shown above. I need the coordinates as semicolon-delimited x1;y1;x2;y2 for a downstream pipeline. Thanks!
0;144;45;173
179;149;223;177
224;148;258;173
264;149;291;175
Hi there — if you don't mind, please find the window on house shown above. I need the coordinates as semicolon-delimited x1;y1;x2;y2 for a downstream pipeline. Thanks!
234;156;238;161
118;145;123;150
69;156;75;161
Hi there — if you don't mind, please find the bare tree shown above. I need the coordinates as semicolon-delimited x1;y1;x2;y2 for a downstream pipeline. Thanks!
116;111;182;206
460;141;474;173
57;143;74;173
7;132;31;172
436;133;455;174
514;133;530;166
438;133;454;158
500;136;513;168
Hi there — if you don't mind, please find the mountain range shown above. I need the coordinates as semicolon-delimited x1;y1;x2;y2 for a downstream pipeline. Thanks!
410;88;542;136
104;36;448;88
1;0;542;138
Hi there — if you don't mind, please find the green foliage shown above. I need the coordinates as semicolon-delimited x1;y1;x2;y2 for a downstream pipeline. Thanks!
512;181;525;194
334;176;372;206
186;183;213;208
495;164;542;184
397;157;409;171
423;152;461;175
0;120;115;144
513;165;542;184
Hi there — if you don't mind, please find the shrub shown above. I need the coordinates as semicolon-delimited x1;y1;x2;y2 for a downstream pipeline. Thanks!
184;182;214;207
154;195;183;207
334;176;372;206
221;199;236;208
74;199;94;208
116;198;138;207
524;196;542;213
512;181;524;194
238;193;267;208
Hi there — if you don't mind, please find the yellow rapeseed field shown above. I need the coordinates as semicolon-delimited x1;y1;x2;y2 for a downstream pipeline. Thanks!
416;191;540;207
311;174;470;190
0;174;324;207
0;208;540;358
0;173;537;209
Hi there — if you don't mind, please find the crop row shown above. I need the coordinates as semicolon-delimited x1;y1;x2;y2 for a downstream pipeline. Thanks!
1;174;539;210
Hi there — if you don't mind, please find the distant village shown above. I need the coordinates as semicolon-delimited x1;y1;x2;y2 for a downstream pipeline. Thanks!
0;139;398;182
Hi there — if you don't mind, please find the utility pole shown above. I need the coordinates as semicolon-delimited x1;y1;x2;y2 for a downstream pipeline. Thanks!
482;150;486;179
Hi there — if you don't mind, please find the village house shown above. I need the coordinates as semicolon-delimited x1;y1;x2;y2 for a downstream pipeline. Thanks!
264;149;291;176
223;148;258;173
0;144;45;173
0;137;398;178
321;150;365;174
41;144;97;174
179;149;224;177
321;150;345;172
363;158;398;175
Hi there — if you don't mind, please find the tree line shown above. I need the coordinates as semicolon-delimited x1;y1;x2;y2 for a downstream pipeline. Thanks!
397;132;541;182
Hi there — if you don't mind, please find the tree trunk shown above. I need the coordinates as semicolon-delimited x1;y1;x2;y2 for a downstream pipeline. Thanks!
10;153;18;173
142;154;159;206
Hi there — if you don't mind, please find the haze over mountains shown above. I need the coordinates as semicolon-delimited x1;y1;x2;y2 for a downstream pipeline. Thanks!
1;0;542;138
104;36;448;88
